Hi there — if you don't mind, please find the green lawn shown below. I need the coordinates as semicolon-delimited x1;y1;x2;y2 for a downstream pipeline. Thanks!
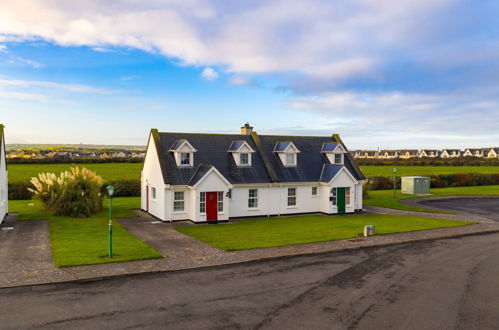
364;185;499;212
175;214;473;251
360;165;499;177
10;197;162;267
8;163;142;181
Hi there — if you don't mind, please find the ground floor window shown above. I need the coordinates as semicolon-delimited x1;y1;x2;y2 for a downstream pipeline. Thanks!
287;188;296;206
173;191;185;212
248;189;258;208
331;188;337;205
218;191;224;212
151;187;156;200
311;186;317;196
200;192;206;213
345;187;351;205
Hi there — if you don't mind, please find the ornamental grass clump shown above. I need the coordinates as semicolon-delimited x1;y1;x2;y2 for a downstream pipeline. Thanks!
29;167;104;217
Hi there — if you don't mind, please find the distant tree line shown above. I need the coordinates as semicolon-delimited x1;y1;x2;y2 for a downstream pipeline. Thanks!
7;157;144;164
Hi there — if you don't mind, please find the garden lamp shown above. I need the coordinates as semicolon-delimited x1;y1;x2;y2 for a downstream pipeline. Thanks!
106;185;115;257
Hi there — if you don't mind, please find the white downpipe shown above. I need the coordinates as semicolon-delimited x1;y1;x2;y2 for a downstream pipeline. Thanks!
278;184;282;217
267;184;271;218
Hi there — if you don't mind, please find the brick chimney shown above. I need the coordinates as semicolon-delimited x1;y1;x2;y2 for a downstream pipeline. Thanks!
240;122;253;135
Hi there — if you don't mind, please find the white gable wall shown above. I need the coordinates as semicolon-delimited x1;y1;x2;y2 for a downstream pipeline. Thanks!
194;170;231;222
0;138;7;223
328;169;358;213
141;134;167;220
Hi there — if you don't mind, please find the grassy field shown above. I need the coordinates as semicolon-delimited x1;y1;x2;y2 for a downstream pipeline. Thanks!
10;197;162;267
364;185;499;212
8;163;142;181
175;214;473;251
360;165;499;177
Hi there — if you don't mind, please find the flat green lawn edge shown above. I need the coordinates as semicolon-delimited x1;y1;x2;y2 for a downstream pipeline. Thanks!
10;198;163;267
364;185;499;213
360;165;499;176
175;214;474;251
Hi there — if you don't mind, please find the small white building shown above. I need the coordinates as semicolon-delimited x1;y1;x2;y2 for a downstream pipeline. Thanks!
440;149;462;158
486;148;499;158
141;124;365;223
0;125;8;224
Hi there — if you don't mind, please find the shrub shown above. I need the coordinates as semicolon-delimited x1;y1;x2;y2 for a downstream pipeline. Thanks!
28;167;104;217
101;179;141;197
8;180;33;200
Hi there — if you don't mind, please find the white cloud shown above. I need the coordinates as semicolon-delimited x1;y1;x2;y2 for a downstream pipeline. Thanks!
7;56;43;68
0;0;462;84
227;76;258;87
0;90;48;102
0;78;120;94
200;67;218;81
119;75;140;81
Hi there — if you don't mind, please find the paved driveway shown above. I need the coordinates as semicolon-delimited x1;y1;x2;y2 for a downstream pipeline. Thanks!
419;197;499;222
2;232;499;329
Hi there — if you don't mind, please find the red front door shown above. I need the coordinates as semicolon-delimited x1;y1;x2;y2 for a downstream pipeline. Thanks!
206;192;218;221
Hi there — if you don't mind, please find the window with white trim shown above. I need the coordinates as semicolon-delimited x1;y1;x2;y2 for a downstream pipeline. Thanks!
240;153;249;165
286;153;296;166
180;152;191;165
173;191;185;212
151;187;156;200
200;192;206;213
218;191;224;212
248;189;258;208
312;187;317;196
287;188;296;206
345;187;351;205
334;154;342;164
331;188;337;206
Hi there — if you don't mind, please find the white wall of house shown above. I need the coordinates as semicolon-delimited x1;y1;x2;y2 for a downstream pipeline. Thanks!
141;134;167;220
194;170;231;222
0;139;7;223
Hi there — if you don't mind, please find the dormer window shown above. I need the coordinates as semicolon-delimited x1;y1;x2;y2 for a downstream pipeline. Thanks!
286;153;296;166
274;141;300;167
240;153;249;165
228;140;255;167
180;152;190;165
321;142;345;164
169;139;197;167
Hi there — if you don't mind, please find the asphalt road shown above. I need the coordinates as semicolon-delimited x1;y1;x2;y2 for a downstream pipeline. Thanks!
419;197;499;221
1;233;499;330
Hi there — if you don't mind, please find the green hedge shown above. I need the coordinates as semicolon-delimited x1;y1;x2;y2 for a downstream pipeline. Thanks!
366;173;499;190
9;179;141;200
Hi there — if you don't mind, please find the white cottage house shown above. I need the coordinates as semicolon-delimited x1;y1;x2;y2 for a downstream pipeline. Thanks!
141;124;365;223
0;125;8;224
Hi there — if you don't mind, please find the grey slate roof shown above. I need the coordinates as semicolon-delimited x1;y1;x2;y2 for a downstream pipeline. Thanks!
273;141;293;152
321;142;339;152
151;131;365;185
169;139;187;151
319;164;343;182
227;141;246;152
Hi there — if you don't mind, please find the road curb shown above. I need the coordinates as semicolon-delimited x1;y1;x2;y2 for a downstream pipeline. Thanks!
3;226;499;291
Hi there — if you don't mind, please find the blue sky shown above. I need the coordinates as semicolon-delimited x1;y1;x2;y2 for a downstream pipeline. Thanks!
0;0;498;149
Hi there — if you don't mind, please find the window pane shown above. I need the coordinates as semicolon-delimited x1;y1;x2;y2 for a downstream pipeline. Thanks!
286;153;295;165
180;153;190;165
312;187;317;195
218;192;224;212
346;187;351;205
174;191;184;201
174;201;184;211
240;153;249;165
200;192;205;213
248;189;258;208
335;154;342;164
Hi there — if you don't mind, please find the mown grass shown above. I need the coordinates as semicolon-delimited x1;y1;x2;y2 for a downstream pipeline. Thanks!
364;185;499;212
8;163;142;181
360;165;499;177
10;197;162;267
175;214;473;251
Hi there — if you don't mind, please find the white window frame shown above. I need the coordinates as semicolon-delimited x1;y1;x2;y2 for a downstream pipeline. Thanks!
179;152;192;166
287;188;297;207
199;192;206;214
151;187;156;200
240;153;249;166
248;189;258;209
285;153;296;166
173;191;185;212
331;188;337;206
345;187;351;206
217;191;224;213
334;154;342;164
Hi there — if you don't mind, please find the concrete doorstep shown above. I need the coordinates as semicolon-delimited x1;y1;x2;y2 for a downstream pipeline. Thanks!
1;211;499;289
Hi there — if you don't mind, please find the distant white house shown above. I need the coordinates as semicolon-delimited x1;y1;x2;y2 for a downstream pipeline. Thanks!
141;124;365;223
486;148;499;158
440;149;462;158
418;149;440;158
463;148;486;157
0;125;8;224
379;150;399;159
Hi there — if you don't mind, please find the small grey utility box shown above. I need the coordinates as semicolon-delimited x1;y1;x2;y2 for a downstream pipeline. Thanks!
401;176;430;195
364;225;375;237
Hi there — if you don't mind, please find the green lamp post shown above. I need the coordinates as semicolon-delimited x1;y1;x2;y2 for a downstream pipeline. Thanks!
393;167;397;199
107;185;115;258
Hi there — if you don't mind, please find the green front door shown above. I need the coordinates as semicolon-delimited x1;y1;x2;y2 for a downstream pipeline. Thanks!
337;187;346;213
